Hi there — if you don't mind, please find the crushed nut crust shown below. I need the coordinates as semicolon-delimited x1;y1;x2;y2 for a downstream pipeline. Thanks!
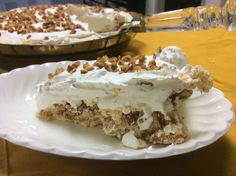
38;100;188;146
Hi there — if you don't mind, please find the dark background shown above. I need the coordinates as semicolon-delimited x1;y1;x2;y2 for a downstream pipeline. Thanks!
165;0;201;11
83;0;201;14
0;0;202;13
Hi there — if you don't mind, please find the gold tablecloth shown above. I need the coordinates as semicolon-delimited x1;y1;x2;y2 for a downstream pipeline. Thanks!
0;28;235;176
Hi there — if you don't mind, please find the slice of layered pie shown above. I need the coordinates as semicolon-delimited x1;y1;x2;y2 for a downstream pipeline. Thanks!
36;46;213;149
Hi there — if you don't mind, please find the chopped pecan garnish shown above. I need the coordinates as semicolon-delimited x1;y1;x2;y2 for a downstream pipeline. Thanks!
104;63;112;72
153;46;162;58
0;4;85;34
83;63;94;71
51;54;161;76
70;29;77;34
117;60;125;65
137;55;146;64
93;61;105;69
48;67;64;79
26;35;32;39
108;57;117;63
148;60;159;70
81;69;88;74
66;61;80;73
121;55;132;62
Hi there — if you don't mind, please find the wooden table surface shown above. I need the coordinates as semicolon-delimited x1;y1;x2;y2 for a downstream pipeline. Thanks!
0;28;235;176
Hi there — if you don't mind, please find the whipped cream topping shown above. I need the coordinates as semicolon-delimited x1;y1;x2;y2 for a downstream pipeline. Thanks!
0;4;133;45
37;66;184;110
159;46;187;69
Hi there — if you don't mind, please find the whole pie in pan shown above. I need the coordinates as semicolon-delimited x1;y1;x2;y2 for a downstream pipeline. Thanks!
0;4;133;45
36;46;213;149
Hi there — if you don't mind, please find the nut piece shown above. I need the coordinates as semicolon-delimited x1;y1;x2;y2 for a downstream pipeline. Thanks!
104;63;112;72
153;46;162;58
137;55;146;64
108;57;117;63
67;61;80;73
83;63;94;71
93;61;105;69
117;60;124;65
79;63;94;74
148;60;158;70
111;62;117;71
121;55;132;62
81;69;88;74
48;67;64;79
70;29;76;34
26;35;32;39
98;55;109;62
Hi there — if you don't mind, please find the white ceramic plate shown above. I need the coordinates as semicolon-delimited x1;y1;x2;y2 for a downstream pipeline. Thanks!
0;62;234;160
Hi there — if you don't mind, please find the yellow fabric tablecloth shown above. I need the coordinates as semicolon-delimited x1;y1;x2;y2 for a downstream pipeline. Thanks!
0;28;235;176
